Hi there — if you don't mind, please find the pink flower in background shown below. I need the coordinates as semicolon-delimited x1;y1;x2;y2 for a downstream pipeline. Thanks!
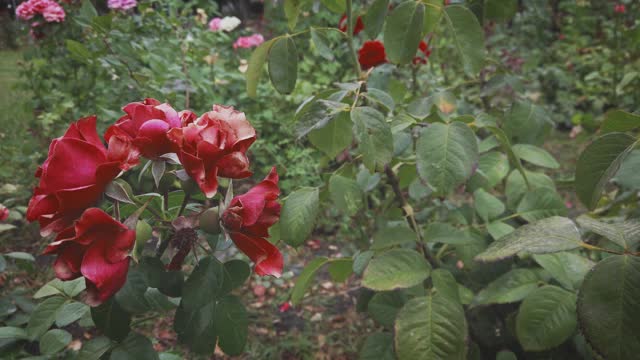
209;17;222;31
0;205;9;221
42;2;65;22
107;0;137;10
233;34;265;49
16;1;37;20
16;0;65;22
614;4;626;14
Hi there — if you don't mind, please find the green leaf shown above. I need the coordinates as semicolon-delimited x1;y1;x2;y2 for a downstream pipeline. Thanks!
424;222;475;245
328;258;354;282
34;280;63;299
290;257;329;305
577;255;640;360
475;216;583;262
27;296;66;339
576;215;640;249
110;333;159;360
372;222;417;250
174;303;217;354
0;327;28;340
310;27;335;61
222;260;251;293
363;0;389;39
352;107;394;172
308;111;353;158
486;126;529;188
575;133;636;210
365;88;395;113
246;38;277;97
5;252;35;262
516;285;577;351
115;268;150;314
368;291;407;327
320;0;345;13
503;101;552;145
512;144;560;169
384;1;425;64
181;257;224;310
78;336;112;360
417;122;478;194
55;301;89;327
473;269;543;306
280;187;320;247
505;170;555;209
423;0;443;36
268;36;298;94
284;0;310;30
39;329;72;355
395;295;467;360
214;295;248;356
360;332;395;360
487;221;514;241
516;187;567;222
473;151;510;189
91;298;131;342
442;5;485;75
362;249;431;291
601;109;640;134
484;0;518;23
144;289;178;311
134;220;152;259
105;179;136;204
474;189;505;222
431;269;461;302
532;252;594;290
329;173;364;216
65;40;92;63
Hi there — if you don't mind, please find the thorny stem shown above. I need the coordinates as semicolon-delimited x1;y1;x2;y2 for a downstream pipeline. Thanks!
346;0;362;79
384;165;439;268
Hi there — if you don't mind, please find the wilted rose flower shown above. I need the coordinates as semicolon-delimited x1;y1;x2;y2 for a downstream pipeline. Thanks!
218;16;241;32
208;17;222;31
195;8;208;25
167;105;256;198
107;0;137;10
221;167;283;277
26;116;129;236
0;205;9;221
338;14;364;35
43;208;135;305
233;34;264;49
104;98;181;161
358;40;387;70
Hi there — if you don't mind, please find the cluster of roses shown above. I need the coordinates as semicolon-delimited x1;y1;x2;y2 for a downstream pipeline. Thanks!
27;99;282;305
208;15;265;50
338;14;432;70
15;0;65;39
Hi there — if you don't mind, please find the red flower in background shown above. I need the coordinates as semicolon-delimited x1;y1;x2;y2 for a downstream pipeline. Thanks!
168;105;256;198
358;40;387;70
43;208;135;305
105;98;181;162
339;15;364;35
26;116;128;236
413;40;432;65
614;4;626;14
0;205;9;221
221;167;282;277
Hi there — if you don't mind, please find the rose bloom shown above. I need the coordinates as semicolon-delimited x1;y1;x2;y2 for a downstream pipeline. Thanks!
413;40;432;65
27;116;132;236
167;105;256;198
43;208;135;305
0;205;9;221
358;40;387;70
208;17;222;31
221;167;282;277
104;98;181;161
614;4;626;14
41;2;65;22
218;16;241;32
16;0;65;22
107;0;137;10
338;14;364;35
233;34;264;49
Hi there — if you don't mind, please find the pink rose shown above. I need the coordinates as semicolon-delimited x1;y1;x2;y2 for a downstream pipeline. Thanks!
209;17;222;31
233;34;265;49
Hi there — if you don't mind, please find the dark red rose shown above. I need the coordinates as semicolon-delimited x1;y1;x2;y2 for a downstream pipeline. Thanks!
27;116;127;236
104;98;181;161
167;105;256;198
614;4;626;14
221;167;282;277
413;40;432;65
0;205;8;221
358;40;387;70
43;208;135;305
339;14;364;35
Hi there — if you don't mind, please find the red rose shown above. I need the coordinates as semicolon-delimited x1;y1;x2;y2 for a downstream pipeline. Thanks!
358;40;387;70
105;98;181;161
167;105;256;198
614;4;626;14
338;15;364;35
413;40;432;65
221;167;282;277
43;208;135;305
27;116;127;236
0;205;8;221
